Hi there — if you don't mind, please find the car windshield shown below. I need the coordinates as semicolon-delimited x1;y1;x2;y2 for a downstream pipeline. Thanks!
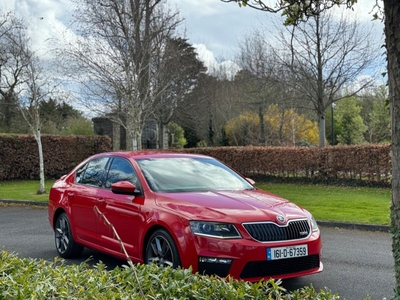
136;157;254;193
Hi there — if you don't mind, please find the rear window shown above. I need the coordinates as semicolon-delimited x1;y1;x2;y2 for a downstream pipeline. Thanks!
76;156;109;187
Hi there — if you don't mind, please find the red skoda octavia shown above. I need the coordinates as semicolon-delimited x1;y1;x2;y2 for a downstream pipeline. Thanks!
48;152;323;281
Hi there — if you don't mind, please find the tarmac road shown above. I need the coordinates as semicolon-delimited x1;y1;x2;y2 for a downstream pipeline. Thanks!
0;205;395;299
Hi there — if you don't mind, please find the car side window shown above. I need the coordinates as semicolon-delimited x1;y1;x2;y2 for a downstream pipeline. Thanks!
75;163;88;184
77;157;109;187
105;157;140;190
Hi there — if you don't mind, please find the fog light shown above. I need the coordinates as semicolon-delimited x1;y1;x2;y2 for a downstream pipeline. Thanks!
199;257;232;264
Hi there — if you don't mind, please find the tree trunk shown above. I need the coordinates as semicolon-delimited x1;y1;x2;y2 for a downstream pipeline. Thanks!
124;103;143;151
386;0;400;296
259;106;266;144
318;113;326;147
126;128;142;151
34;129;45;194
157;123;168;149
162;125;168;149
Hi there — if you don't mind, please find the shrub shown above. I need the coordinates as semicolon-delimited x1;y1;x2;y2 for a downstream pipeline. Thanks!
0;250;342;299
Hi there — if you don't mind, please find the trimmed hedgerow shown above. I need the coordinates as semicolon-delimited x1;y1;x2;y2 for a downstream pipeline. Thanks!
0;250;342;300
0;134;112;180
171;145;391;187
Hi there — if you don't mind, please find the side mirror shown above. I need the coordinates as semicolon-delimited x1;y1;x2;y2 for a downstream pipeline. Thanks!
111;181;140;195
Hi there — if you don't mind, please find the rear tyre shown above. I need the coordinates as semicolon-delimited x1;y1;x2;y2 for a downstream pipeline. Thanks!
54;212;84;258
144;229;181;268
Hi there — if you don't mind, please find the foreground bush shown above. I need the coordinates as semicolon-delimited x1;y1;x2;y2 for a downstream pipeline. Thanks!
0;251;342;300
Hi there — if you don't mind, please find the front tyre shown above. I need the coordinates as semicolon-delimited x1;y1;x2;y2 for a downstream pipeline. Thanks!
145;229;181;268
54;212;84;258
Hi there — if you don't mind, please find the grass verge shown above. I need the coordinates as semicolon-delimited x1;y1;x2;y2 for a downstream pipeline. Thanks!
0;180;391;225
257;183;390;225
0;180;56;202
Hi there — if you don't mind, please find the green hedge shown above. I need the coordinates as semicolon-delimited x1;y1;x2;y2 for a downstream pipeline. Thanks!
0;134;391;187
0;134;112;180
0;251;342;299
174;145;391;187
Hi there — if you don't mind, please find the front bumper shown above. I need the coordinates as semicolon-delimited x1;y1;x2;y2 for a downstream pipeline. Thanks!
189;231;323;282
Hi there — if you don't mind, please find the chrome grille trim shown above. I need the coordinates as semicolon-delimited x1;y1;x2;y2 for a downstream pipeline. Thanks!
242;219;311;242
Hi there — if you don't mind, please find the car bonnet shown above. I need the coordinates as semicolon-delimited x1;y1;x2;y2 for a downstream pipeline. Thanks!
154;189;308;223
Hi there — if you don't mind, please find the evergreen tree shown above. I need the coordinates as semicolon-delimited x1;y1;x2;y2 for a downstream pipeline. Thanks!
167;122;187;148
370;97;390;143
335;97;366;145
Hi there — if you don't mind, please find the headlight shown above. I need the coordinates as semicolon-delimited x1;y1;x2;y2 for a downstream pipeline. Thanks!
189;221;241;239
310;215;319;232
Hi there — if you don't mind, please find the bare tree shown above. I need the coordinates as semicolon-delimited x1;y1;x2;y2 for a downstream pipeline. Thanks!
236;31;289;145
269;11;380;147
0;11;30;132
214;77;244;145
57;0;181;150
0;10;57;193
19;55;58;194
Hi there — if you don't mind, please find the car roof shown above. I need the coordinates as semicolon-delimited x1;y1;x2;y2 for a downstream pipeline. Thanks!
93;151;210;160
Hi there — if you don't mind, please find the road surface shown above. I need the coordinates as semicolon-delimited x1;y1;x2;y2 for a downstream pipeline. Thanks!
0;205;395;299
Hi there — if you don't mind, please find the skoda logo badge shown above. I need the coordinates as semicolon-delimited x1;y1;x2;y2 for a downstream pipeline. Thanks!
276;214;285;224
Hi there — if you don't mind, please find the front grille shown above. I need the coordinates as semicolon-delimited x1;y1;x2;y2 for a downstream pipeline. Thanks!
198;261;232;278
239;254;320;279
243;219;310;242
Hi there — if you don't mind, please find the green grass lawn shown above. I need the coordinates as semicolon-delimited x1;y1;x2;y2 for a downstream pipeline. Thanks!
0;180;56;202
256;183;391;225
0;180;391;225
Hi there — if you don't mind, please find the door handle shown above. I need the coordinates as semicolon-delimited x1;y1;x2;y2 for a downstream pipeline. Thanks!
97;198;105;204
68;192;75;197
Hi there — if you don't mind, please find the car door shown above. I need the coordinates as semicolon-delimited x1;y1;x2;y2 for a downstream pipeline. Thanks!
96;157;144;260
69;156;110;245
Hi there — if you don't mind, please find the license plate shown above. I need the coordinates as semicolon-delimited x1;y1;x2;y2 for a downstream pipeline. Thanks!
267;245;308;260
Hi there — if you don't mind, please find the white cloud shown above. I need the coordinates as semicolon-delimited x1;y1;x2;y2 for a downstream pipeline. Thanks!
0;0;74;57
0;0;382;61
171;0;382;60
193;43;240;79
170;0;269;60
0;0;383;79
193;44;218;69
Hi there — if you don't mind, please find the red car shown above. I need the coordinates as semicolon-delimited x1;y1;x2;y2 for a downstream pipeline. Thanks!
48;152;323;281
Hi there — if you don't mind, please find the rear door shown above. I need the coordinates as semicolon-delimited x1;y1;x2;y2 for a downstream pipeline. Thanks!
69;156;110;244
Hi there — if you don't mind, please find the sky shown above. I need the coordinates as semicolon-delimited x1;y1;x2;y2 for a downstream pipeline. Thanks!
0;0;384;73
169;0;384;72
